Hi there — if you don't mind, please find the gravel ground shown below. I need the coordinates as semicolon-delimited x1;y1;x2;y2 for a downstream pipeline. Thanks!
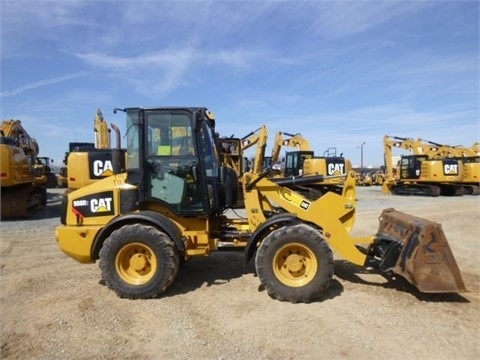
1;187;479;360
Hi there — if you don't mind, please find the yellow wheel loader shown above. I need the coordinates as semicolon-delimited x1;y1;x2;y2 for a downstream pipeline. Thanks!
34;156;58;188
55;107;466;303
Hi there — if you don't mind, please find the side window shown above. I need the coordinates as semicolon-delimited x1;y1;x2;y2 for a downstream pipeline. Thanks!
198;122;219;177
125;112;140;169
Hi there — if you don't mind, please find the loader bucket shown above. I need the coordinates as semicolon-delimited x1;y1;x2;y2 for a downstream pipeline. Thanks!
374;208;466;293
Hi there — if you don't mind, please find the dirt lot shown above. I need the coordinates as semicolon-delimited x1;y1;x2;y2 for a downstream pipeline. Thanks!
1;187;479;360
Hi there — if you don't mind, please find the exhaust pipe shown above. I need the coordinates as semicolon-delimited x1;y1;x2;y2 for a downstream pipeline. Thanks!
110;123;125;174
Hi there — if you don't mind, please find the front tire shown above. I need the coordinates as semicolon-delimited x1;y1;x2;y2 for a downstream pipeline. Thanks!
255;224;333;303
99;224;179;299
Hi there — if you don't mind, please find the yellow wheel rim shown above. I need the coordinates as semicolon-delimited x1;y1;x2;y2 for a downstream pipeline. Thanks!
273;242;318;287
115;242;158;285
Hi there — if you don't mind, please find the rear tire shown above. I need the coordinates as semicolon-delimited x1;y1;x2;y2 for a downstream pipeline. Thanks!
255;224;333;303
99;224;179;299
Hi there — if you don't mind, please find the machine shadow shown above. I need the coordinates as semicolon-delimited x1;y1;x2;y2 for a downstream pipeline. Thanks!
161;250;345;302
33;191;64;220
162;250;251;297
334;260;470;303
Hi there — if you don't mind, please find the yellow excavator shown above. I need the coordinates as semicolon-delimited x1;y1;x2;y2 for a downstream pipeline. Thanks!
271;131;351;183
55;107;466;303
417;138;479;195
383;135;465;196
0;119;47;219
65;109;126;191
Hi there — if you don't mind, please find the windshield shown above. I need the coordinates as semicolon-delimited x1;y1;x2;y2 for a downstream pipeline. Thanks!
146;113;194;156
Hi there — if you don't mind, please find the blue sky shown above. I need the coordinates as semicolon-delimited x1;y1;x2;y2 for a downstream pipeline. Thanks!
1;0;479;168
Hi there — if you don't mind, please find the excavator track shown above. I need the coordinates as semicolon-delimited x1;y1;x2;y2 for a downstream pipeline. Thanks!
439;184;465;196
392;184;441;197
0;183;46;219
462;184;480;195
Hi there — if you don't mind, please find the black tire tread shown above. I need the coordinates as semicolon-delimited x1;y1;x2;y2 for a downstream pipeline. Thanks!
255;223;333;303
99;223;179;299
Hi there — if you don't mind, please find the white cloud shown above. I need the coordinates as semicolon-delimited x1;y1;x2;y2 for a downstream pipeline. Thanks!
310;2;427;38
0;71;92;97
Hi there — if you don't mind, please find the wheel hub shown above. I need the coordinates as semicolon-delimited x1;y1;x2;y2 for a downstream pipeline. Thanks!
115;242;157;285
284;254;304;273
130;253;148;271
273;242;318;287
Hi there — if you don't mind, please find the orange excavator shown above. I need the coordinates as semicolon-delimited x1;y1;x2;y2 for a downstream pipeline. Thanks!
0;120;47;219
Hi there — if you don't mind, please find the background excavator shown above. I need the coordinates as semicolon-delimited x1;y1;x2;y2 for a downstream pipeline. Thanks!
64;109;126;191
417;138;479;195
0;119;47;219
383;135;465;196
55;107;465;303
270;131;351;184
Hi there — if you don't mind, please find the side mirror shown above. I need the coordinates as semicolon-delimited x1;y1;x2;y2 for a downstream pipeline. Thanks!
272;161;282;172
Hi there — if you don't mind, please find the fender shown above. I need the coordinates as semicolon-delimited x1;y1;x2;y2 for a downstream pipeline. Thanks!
243;213;299;265
91;210;185;260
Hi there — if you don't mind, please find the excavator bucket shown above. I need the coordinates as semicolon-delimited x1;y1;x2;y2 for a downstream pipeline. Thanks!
374;208;466;293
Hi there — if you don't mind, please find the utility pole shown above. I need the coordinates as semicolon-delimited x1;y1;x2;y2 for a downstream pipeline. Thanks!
358;142;365;170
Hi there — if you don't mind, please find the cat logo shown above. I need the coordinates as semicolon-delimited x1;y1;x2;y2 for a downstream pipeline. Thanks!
444;164;458;175
300;200;310;210
72;191;115;217
328;163;345;175
93;160;114;177
91;197;113;213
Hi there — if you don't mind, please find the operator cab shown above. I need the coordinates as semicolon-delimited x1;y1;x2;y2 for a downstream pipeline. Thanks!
399;154;463;181
284;151;314;176
124;107;238;215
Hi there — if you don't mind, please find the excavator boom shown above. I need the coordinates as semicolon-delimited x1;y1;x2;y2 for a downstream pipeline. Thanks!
94;109;111;149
